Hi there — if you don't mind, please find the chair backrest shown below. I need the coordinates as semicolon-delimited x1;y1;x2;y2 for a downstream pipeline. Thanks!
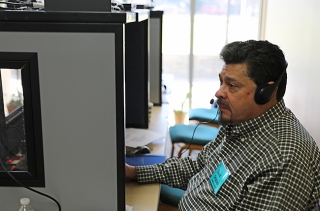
189;107;219;123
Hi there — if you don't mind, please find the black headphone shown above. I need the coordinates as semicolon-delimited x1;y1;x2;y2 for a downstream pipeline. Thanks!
254;71;285;105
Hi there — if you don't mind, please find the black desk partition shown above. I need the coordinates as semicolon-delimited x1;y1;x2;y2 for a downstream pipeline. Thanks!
125;10;150;129
150;10;164;106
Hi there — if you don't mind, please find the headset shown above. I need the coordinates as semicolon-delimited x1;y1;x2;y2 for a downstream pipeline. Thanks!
254;69;286;105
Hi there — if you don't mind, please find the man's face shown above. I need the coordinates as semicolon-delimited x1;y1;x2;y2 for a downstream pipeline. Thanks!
215;63;265;126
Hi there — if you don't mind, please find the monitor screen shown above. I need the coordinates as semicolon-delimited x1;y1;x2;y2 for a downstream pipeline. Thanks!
0;52;45;187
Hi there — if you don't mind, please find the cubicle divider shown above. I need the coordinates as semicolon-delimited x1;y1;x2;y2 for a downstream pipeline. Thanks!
125;9;151;129
0;10;135;211
150;10;164;106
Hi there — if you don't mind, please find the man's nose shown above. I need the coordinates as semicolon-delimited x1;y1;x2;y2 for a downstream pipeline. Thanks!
215;85;226;99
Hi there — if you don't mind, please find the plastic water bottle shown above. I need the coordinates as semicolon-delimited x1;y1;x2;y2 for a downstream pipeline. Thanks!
18;198;35;211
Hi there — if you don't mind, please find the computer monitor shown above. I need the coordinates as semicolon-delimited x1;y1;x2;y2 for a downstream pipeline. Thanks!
0;52;45;187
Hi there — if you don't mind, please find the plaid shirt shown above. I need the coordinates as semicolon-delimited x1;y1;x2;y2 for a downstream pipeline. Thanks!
136;100;320;210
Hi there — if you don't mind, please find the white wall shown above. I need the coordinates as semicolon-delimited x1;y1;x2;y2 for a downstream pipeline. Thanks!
264;0;320;146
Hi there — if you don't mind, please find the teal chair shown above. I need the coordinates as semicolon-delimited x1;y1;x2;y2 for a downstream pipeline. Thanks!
170;123;220;158
189;107;220;127
159;184;184;211
163;116;220;210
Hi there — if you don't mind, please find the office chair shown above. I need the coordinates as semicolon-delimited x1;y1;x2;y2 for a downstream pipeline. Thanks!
161;106;220;209
189;107;220;128
158;184;184;211
169;123;220;157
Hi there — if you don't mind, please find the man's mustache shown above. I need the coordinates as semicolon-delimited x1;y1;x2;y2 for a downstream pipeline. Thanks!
216;98;230;109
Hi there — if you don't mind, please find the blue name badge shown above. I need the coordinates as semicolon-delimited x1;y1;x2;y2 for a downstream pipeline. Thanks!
209;161;230;194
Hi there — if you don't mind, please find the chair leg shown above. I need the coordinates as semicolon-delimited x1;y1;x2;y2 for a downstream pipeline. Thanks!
178;145;189;158
171;144;175;157
178;144;205;158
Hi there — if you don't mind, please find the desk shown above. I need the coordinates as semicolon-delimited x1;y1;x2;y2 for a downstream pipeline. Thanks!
126;104;169;211
148;104;170;155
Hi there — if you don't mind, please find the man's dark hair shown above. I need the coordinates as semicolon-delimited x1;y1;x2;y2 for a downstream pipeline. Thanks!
219;40;287;101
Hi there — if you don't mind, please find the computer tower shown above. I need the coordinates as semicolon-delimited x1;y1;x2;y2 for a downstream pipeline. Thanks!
45;0;111;12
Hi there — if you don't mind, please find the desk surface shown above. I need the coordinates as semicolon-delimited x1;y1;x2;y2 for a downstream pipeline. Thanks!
126;182;161;211
125;104;169;211
147;104;170;155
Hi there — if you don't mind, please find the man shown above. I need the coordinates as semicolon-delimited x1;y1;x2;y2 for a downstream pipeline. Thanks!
126;40;320;210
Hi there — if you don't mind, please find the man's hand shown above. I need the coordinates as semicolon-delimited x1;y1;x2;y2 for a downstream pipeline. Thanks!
126;163;137;181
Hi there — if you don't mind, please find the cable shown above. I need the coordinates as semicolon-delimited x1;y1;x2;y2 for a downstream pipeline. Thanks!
111;0;124;11
179;109;220;157
0;125;25;158
0;117;61;210
0;158;61;210
0;60;59;210
0;1;44;9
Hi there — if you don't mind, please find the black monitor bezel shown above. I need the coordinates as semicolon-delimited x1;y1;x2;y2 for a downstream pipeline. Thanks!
0;52;45;187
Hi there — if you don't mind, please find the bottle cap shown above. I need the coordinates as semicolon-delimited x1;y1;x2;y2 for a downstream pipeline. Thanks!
20;198;30;205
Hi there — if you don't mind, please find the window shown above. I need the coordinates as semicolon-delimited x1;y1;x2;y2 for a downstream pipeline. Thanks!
119;0;261;116
0;52;45;187
156;0;262;111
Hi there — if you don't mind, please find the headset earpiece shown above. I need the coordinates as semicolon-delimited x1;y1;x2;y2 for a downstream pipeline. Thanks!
254;82;278;105
254;71;285;105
